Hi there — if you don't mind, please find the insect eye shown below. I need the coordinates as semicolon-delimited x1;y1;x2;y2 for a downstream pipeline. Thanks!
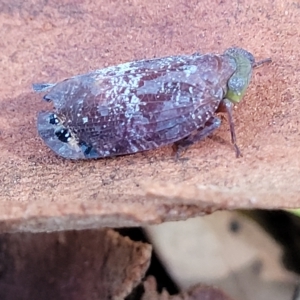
55;128;71;143
228;76;246;93
224;48;255;65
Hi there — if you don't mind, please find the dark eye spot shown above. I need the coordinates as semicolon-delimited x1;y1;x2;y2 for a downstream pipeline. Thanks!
79;141;98;158
229;219;241;233
49;114;59;125
55;128;71;143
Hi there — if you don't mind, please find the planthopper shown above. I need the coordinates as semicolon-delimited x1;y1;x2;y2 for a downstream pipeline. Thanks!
33;47;271;159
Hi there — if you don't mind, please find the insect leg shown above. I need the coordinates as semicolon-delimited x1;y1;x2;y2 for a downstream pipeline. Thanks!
218;99;241;158
173;117;221;157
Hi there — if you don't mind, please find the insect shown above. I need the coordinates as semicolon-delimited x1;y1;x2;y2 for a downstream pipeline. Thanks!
33;48;270;160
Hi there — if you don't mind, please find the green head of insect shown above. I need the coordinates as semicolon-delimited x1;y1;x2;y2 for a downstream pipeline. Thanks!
224;48;256;104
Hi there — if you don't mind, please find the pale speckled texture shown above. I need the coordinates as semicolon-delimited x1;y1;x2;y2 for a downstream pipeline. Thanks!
0;0;299;232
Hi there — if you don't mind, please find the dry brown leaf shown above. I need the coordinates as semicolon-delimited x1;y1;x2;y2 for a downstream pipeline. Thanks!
0;229;152;300
0;0;300;232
